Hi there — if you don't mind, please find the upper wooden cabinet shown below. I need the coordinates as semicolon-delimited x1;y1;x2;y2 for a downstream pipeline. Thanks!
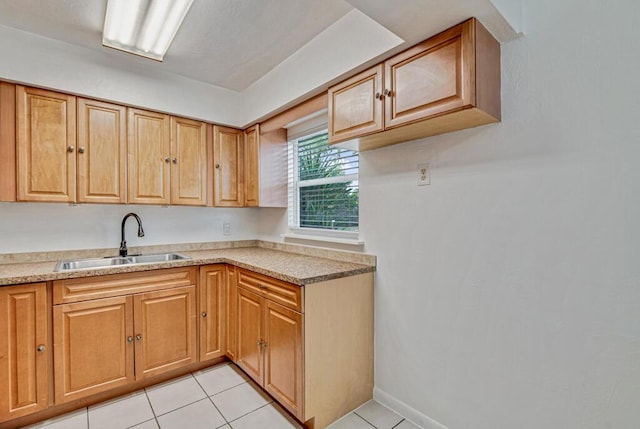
0;283;48;421
213;125;244;207
328;18;500;151
127;108;171;205
328;64;384;143
244;125;259;207
170;117;207;206
77;98;127;204
16;86;76;202
242;126;288;208
0;82;16;202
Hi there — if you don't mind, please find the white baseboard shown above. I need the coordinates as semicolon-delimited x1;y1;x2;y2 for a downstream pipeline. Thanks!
373;387;448;429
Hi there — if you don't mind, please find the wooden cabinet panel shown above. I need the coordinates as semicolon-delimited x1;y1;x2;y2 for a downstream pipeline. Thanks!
53;267;196;305
236;287;263;382
133;286;197;380
328;65;384;143
238;269;303;312
170;117;207;206
0;283;48;421
16;86;76;202
128;108;170;204
0;81;16;202
384;20;473;129
213;125;244;207
225;265;238;361
77;98;127;203
264;300;303;419
53;296;133;404
199;265;226;362
243;125;259;207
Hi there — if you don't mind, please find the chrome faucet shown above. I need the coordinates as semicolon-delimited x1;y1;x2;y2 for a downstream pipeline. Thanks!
119;213;145;257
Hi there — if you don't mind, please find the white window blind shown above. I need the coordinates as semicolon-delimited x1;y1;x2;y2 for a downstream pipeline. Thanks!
288;129;359;232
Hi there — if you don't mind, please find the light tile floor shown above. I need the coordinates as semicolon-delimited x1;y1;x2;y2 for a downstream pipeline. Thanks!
25;362;421;429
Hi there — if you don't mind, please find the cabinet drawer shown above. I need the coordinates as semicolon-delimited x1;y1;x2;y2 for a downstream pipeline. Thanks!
237;269;303;312
53;267;197;304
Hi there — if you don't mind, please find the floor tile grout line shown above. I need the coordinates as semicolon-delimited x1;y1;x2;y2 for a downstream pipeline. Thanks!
351;412;378;428
191;368;232;427
225;402;273;425
86;406;89;429
391;418;407;429
125;417;157;429
143;387;159;419
151;396;211;419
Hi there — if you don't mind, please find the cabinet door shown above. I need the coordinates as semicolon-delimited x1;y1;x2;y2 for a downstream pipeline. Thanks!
128;108;170;204
243;125;259;207
77;98;127;203
213;125;244;207
170;117;207;206
53;296;134;404
226;266;238;361
384;20;474;129
199;265;226;362
0;283;48;421
263;300;304;419
328;65;383;144
236;287;263;383
133;286;197;380
16;86;76;202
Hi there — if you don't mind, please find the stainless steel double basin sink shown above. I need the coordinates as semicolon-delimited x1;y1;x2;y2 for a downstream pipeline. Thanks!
55;253;191;272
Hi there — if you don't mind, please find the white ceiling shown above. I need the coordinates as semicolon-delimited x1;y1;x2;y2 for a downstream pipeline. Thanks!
0;0;354;91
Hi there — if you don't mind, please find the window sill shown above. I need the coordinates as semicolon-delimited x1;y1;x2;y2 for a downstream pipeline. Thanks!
281;232;364;246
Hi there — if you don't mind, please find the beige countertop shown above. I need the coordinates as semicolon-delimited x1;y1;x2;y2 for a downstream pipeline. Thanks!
0;244;376;287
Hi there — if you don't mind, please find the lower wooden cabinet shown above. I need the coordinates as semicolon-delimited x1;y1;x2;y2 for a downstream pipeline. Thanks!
52;269;198;404
0;283;48;421
199;265;227;362
237;280;304;419
53;295;134;403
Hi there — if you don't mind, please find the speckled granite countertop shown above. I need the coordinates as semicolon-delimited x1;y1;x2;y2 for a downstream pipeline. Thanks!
0;245;376;287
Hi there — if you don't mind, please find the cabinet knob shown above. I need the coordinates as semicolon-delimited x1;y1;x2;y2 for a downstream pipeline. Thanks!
172;158;178;164
136;334;142;341
215;164;220;169
78;147;85;154
375;92;381;100
67;145;75;153
36;344;46;352
201;311;207;318
127;336;134;343
383;89;391;97
165;157;171;163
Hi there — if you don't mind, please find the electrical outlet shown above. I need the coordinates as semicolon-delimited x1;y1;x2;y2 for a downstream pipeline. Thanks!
417;163;430;186
223;222;231;236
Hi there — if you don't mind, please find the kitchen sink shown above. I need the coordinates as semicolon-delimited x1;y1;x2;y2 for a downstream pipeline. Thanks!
55;253;191;272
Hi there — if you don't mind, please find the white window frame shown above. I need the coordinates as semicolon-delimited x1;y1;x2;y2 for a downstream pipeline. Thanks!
285;116;361;244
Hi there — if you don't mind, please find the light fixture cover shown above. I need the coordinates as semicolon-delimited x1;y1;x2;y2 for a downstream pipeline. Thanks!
102;0;194;61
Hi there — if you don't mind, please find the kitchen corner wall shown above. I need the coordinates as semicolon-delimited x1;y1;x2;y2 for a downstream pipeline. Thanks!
359;0;640;428
0;203;258;254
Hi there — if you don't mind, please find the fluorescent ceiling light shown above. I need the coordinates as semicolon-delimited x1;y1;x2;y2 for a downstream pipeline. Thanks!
103;0;194;61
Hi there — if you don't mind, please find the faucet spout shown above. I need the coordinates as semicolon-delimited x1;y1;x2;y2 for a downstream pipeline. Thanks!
120;213;145;257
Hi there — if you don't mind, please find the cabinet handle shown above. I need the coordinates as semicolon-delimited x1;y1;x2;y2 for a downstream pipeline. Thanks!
383;89;391;97
67;145;75;153
78;147;85;154
165;157;171;163
127;336;134;343
262;341;268;349
136;334;142;341
172;158;178;164
257;340;264;347
201;311;207;318
215;164;220;169
36;344;46;352
375;92;381;100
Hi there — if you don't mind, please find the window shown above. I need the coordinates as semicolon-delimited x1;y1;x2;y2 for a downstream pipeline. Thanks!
288;129;359;236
